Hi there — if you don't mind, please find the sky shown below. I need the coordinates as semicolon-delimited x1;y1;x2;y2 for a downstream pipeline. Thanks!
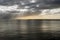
0;0;60;19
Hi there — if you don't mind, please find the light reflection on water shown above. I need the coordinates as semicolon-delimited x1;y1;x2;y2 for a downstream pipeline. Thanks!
42;21;60;31
0;20;60;37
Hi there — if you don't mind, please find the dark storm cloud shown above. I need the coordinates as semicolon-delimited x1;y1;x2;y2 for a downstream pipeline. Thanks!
0;0;60;20
0;0;60;5
0;0;60;8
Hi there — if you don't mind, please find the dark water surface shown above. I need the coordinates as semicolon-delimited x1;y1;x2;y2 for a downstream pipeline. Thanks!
0;20;60;40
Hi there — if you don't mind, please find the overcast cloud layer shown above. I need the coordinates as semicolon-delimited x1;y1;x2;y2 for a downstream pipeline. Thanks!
0;0;60;19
